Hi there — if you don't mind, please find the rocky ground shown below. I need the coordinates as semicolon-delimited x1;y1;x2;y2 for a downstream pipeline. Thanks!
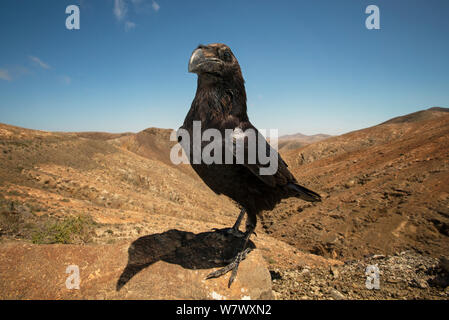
271;251;449;300
0;107;448;299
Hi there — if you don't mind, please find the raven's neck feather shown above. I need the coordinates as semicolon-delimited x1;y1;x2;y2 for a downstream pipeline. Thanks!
190;73;248;126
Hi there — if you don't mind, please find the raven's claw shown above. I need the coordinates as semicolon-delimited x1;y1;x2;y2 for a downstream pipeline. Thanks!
206;247;253;287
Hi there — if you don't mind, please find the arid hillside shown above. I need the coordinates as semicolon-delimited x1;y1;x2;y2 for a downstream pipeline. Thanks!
0;107;448;300
0;122;317;275
263;107;449;260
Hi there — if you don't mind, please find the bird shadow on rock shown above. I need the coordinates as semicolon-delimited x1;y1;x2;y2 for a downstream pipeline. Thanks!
116;228;255;291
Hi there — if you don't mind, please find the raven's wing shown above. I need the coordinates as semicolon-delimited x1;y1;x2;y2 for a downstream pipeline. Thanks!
226;123;293;186
227;122;321;202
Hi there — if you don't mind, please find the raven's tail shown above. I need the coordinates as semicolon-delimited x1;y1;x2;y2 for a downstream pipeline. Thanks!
287;183;322;202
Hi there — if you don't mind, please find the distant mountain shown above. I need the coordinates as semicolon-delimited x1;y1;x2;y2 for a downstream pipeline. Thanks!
380;106;449;125
278;133;331;151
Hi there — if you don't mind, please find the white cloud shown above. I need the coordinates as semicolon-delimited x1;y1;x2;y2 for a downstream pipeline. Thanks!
29;56;51;69
0;69;11;81
114;0;128;21
125;21;136;31
113;0;159;30
152;1;160;12
131;0;159;13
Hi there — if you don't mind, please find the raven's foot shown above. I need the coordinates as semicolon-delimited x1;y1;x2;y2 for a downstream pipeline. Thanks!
211;208;247;238
211;227;245;238
206;247;253;287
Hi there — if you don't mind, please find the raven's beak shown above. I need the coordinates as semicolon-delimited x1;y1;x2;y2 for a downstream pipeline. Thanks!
188;48;205;73
188;47;222;74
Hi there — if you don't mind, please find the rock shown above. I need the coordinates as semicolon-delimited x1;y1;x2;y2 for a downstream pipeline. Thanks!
416;264;427;272
329;288;345;300
0;229;273;300
410;279;428;289
344;180;356;189
301;268;310;275
330;265;339;278
310;286;320;295
417;280;428;289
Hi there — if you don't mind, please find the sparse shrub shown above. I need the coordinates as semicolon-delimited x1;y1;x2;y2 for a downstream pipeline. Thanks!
31;215;95;244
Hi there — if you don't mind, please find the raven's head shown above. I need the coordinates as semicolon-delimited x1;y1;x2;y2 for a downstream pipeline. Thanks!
188;43;242;79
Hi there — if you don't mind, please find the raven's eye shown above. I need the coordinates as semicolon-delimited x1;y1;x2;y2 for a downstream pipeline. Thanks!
223;51;232;62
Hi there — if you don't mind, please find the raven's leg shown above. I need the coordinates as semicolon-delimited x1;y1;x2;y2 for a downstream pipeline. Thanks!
212;208;246;237
232;207;246;231
207;214;256;287
227;207;246;236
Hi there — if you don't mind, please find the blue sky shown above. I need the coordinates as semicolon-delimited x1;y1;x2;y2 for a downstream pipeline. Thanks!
1;0;448;135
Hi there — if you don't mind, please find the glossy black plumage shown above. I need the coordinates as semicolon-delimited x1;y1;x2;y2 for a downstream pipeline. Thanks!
179;43;321;286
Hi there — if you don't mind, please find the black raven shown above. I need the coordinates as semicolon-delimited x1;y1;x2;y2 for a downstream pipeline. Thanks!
179;43;321;287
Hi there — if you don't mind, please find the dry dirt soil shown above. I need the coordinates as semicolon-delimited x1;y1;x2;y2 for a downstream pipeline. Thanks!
0;107;448;299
